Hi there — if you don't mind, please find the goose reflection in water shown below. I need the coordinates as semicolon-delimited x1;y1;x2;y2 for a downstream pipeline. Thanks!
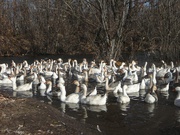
159;91;169;99
16;80;25;86
139;89;147;101
80;106;88;124
146;104;156;117
128;92;140;101
12;91;33;98
86;104;107;112
66;103;80;111
175;110;180;123
59;102;66;114
119;102;130;112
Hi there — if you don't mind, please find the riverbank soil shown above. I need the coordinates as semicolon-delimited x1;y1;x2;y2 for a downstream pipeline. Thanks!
0;92;100;135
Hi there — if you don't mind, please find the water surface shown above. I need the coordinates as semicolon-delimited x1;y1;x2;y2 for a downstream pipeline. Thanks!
0;55;180;135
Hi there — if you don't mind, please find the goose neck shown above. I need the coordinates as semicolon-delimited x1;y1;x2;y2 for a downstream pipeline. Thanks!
82;85;87;97
46;83;52;93
122;86;128;96
175;69;179;83
110;59;113;67
152;70;157;85
84;71;88;82
123;70;128;80
68;59;71;66
12;80;17;90
112;60;117;68
177;92;180;99
75;85;80;93
105;78;110;89
170;61;174;69
60;86;66;101
144;62;147;69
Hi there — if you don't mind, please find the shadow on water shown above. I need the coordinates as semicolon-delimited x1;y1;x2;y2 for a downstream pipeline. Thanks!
0;55;180;135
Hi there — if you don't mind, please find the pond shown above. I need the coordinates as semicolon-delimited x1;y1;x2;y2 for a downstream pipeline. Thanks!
0;55;180;135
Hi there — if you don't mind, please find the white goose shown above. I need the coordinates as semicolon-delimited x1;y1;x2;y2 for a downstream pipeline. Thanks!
156;60;170;79
16;73;25;81
32;72;39;85
140;63;156;90
174;86;180;107
122;68;138;85
57;78;65;88
73;80;97;96
113;81;123;96
58;83;81;104
81;84;107;105
15;66;25;81
10;76;32;91
95;73;106;83
45;81;61;97
52;71;58;79
73;69;89;82
144;77;158;104
111;60;118;72
124;83;140;94
157;71;174;92
131;60;141;73
141;61;148;77
0;75;12;84
105;77;121;91
117;85;130;104
89;60;105;75
38;75;47;90
140;77;150;90
88;86;97;96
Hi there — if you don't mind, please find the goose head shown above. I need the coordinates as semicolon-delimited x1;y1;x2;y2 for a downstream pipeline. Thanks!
81;84;87;90
59;83;65;90
119;62;126;69
175;87;180;92
151;85;157;93
73;80;80;86
46;80;52;85
81;84;87;97
73;80;80;93
123;85;128;91
9;76;17;83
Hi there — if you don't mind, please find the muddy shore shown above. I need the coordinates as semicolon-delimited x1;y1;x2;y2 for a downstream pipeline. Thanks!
0;92;101;135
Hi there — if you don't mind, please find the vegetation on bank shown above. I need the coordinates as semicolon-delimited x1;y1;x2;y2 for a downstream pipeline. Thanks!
0;0;179;61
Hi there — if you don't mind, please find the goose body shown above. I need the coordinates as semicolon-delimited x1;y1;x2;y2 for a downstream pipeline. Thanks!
140;78;150;90
157;83;169;92
125;83;140;94
0;77;12;84
16;74;25;81
10;77;32;91
43;71;54;77
105;77;121;91
81;84;107;105
144;92;157;104
144;73;158;104
122;69;138;85
38;75;46;90
113;81;123;95
89;87;97;96
174;87;180;107
38;81;47;90
52;72;58;79
57;76;65;86
46;81;61;97
32;72;39;85
117;85;130;104
59;83;81;104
